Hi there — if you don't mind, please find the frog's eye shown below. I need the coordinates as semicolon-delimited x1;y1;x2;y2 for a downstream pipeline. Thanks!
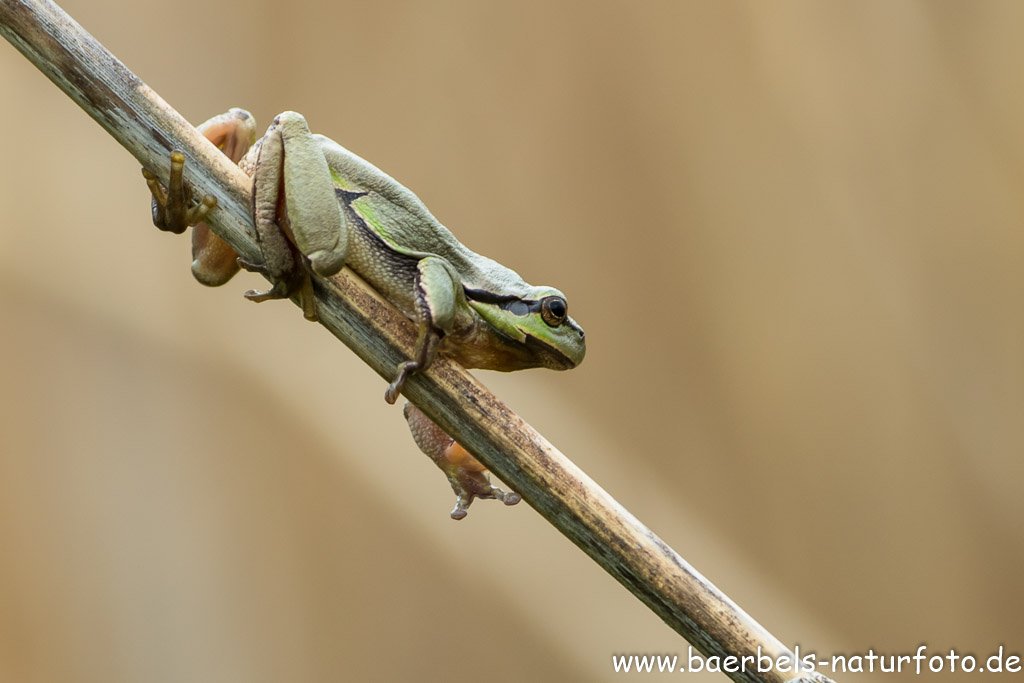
540;296;568;327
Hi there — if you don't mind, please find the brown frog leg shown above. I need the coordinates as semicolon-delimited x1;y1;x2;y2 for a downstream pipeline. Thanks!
403;402;521;520
190;109;256;286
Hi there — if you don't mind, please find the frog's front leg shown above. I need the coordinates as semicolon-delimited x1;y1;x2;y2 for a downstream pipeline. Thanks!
242;112;348;321
403;402;521;519
384;257;461;404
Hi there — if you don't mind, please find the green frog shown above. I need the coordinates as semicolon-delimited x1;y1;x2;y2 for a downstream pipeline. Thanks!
143;109;585;518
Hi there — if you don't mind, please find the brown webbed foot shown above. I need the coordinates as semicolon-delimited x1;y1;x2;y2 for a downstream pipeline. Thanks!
142;151;217;234
404;402;521;520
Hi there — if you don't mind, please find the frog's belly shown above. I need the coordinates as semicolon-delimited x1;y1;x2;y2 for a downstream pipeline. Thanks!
344;217;420;319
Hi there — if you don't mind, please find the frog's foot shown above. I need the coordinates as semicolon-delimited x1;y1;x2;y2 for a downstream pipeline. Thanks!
384;320;443;403
238;256;319;321
142;151;217;234
403;402;521;520
385;360;420;404
451;483;521;520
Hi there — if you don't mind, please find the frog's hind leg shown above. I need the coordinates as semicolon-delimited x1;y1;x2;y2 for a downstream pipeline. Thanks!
403;403;521;520
140;108;258;287
190;109;257;286
241;112;345;323
239;121;317;319
197;108;257;164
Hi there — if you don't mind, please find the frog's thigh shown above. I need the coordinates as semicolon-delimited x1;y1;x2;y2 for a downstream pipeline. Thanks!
251;127;297;283
403;401;452;464
196;108;256;165
276;112;348;277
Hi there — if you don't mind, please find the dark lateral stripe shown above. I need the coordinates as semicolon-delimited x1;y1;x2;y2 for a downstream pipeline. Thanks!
465;288;549;317
463;287;522;305
335;188;369;204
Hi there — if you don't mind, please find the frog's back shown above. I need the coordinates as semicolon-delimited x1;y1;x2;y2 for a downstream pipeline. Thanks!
315;135;534;296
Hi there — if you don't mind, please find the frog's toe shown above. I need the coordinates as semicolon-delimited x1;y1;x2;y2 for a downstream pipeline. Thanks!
236;257;267;274
385;360;420;404
445;479;520;520
187;194;218;225
141;167;166;202
243;281;291;302
499;489;522;506
445;485;518;519
238;256;318;321
243;270;297;302
451;496;472;520
298;276;319;322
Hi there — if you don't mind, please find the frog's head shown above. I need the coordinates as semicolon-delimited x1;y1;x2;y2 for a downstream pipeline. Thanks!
466;286;586;371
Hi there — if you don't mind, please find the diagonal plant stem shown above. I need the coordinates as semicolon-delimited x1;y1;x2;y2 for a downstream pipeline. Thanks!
0;2;835;682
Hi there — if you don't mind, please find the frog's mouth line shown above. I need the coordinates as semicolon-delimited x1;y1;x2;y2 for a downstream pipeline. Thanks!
523;334;580;371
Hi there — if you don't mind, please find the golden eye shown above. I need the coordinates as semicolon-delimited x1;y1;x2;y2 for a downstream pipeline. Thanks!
540;296;568;327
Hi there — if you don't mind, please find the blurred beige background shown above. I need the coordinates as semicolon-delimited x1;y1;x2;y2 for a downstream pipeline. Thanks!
1;1;1022;681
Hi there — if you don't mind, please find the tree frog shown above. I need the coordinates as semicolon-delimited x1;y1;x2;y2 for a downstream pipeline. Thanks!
143;109;585;519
